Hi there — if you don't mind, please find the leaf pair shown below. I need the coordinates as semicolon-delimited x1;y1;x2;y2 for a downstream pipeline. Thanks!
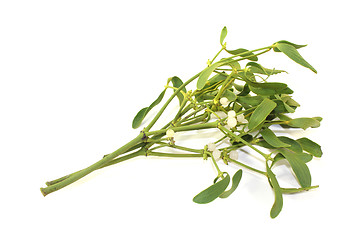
132;76;186;129
132;90;165;129
193;170;243;204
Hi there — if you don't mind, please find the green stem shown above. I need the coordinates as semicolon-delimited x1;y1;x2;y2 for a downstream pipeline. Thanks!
46;148;147;186
213;71;235;104
223;46;273;62
147;151;203;158
218;124;269;159
228;158;267;176
144;72;201;132
210;153;223;176
210;47;225;64
146;121;218;137
281;185;319;194
41;133;143;196
175;106;206;126
152;142;203;154
179;113;208;126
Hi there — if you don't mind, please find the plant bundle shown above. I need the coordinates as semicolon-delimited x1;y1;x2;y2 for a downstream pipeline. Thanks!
41;27;322;218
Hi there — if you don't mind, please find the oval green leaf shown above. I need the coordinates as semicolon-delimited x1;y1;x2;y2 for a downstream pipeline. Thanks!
266;164;283;219
277;136;303;153
273;40;307;52
237;95;265;106
287;117;321;130
226;48;258;61
193;173;231;204
171;76;186;105
278;148;312;188
275;42;317;73
248;98;277;130
261;128;291;148
220;26;227;46
219;169;243;198
249;85;276;96
296;137;323;157
197;61;224;89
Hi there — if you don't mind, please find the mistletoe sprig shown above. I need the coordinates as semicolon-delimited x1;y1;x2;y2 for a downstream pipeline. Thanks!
41;27;322;218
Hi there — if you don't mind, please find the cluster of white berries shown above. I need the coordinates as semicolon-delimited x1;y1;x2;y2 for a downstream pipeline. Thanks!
206;143;239;161
227;110;237;128
226;110;247;129
207;142;221;160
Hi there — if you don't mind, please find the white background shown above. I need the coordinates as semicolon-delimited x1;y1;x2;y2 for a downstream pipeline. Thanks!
1;0;359;239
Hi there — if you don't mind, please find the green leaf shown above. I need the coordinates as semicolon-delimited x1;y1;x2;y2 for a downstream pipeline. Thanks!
220;26;227;46
248;98;277;130
207;73;228;86
287;117;321;130
249;66;287;75
237;96;265;106
277;136;303;153
273;40;307;52
222;89;237;101
132;108;148;129
249;85;276;96
246;62;287;78
239;83;250;96
219;169;243;198
275;43;317;73
197;61;224;89
132;90;166;129
227;60;241;71
266;164;283;219
296;138;323;157
170;76;186;105
225;48;258;61
193;173;231;204
261;128;291;148
281;185;319;194
278;148;312;188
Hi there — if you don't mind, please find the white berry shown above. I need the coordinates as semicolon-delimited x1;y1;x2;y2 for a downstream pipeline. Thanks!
228;110;236;118
237;114;246;123
229;150;238;160
166;129;175;138
212;149;221;160
207;143;216;152
220;97;229;107
227;117;237;128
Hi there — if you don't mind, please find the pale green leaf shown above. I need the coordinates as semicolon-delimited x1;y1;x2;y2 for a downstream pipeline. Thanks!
226;48;258;61
273;40;307;52
197;61;224;89
275;43;317;73
220;26;227;46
